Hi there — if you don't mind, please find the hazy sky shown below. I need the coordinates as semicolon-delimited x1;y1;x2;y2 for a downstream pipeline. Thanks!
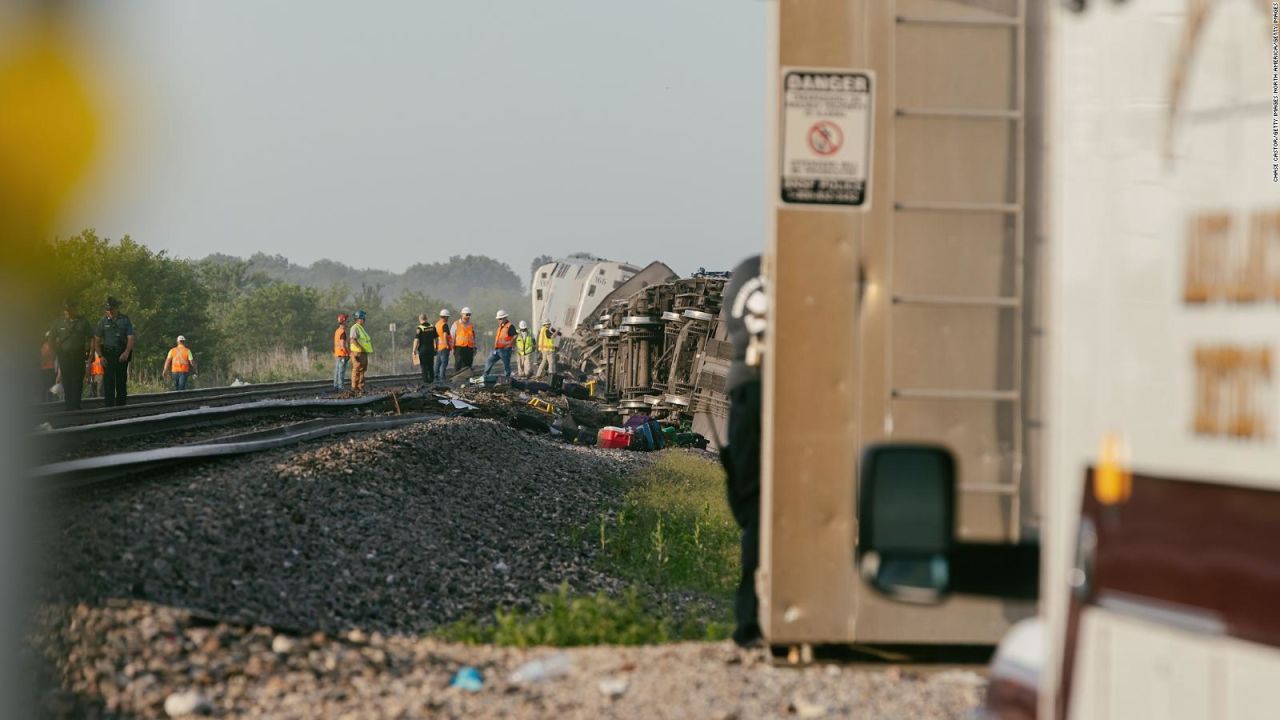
60;1;769;283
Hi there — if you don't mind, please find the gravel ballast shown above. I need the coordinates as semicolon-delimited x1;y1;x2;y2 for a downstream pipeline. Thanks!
41;417;649;634
31;414;987;718
31;601;986;719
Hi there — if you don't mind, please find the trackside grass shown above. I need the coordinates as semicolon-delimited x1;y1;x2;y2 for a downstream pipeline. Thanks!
441;451;739;646
597;451;739;597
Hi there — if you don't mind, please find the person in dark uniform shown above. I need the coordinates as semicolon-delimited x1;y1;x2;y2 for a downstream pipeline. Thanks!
411;313;439;385
720;255;767;647
51;300;93;410
93;296;136;407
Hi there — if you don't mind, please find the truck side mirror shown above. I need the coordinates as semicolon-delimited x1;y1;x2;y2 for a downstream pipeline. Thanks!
856;443;1041;603
857;444;955;603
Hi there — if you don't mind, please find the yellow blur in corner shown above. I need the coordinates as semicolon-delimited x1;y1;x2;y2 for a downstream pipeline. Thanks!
1094;433;1132;506
0;18;100;285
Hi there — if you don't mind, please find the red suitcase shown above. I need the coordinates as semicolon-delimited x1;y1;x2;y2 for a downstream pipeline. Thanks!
598;426;631;449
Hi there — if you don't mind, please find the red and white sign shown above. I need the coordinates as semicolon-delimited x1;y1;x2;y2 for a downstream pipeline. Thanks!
780;68;874;209
807;121;843;155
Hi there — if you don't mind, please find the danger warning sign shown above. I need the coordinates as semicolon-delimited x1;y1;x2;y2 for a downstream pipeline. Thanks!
780;68;874;209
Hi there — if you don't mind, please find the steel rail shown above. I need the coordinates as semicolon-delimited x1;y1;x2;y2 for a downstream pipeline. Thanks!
36;373;418;412
35;373;422;428
35;413;439;492
36;390;430;444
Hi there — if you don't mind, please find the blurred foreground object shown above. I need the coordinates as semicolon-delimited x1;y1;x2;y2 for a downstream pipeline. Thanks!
0;7;101;717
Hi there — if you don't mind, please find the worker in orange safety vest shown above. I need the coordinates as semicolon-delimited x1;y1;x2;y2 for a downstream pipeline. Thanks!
482;309;517;379
451;306;477;374
87;352;104;398
162;335;197;391
333;313;350;391
39;332;56;401
433;309;453;382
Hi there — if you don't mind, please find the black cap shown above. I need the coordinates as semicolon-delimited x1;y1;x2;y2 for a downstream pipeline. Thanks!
104;296;119;310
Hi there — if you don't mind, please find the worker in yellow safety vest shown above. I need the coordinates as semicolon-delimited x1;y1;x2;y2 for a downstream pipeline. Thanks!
535;319;559;379
433;309;453;381
451;306;477;373
514;320;535;378
349;309;374;391
162;335;198;391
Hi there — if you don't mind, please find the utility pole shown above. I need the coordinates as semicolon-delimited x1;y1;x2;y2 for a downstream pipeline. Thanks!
389;322;397;375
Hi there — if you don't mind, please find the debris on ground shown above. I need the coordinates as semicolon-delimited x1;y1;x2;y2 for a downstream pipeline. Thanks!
28;600;986;719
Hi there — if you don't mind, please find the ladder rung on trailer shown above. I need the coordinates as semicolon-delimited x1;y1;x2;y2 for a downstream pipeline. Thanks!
892;388;1020;402
896;107;1022;120
895;200;1021;214
892;294;1021;308
960;484;1020;496
896;14;1022;27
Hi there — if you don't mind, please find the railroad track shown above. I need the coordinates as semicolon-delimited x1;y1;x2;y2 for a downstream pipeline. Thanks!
34;373;423;428
35;413;440;493
32;376;502;491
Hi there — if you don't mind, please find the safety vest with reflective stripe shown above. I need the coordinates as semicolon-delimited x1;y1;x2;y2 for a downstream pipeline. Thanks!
515;333;535;356
167;346;193;372
334;326;349;357
90;355;104;376
350;322;373;354
495;320;515;349
452;320;476;348
537;327;556;353
435;319;452;351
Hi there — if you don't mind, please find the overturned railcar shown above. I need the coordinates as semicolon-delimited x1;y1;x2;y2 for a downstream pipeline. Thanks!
561;272;734;447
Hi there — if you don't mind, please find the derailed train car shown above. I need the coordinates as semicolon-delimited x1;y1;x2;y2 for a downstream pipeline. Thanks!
558;270;734;448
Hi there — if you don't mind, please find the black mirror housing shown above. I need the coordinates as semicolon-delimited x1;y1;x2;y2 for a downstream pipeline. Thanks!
857;444;956;603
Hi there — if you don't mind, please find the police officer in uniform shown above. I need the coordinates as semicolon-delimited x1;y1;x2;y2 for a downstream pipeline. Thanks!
94;296;136;407
412;313;439;385
720;255;767;647
51;300;92;410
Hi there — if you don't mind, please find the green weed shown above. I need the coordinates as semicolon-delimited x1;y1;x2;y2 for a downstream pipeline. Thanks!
438;584;731;647
596;452;739;597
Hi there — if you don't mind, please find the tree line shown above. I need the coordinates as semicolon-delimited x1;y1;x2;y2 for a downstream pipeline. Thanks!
41;230;532;383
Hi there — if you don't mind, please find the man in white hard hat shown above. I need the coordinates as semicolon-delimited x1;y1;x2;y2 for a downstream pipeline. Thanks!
514;320;535;378
433;309;453;381
162;334;197;391
534;319;559;379
482;309;517;379
451;307;477;374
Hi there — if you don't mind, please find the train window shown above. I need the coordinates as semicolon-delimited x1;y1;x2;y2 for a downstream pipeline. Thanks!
536;289;543;301
540;272;547;279
588;284;596;297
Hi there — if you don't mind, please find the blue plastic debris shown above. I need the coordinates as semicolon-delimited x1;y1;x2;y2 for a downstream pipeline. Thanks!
450;666;484;692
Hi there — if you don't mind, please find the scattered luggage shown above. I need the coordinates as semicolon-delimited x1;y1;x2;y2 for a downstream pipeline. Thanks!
598;427;631;449
562;381;590;400
510;411;550;434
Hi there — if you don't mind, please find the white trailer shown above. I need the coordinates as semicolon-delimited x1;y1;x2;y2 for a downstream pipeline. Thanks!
845;1;1280;718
